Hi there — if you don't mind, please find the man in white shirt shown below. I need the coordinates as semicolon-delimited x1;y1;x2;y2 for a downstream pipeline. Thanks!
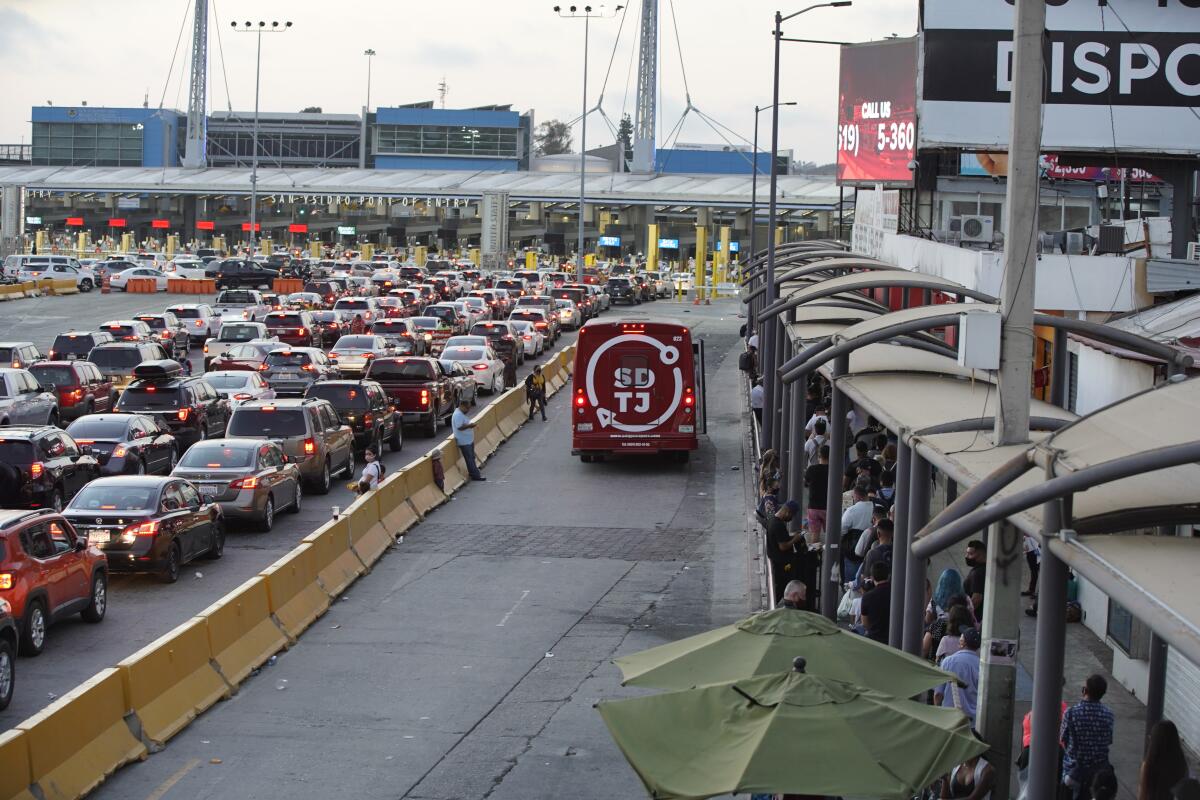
841;484;874;537
748;332;759;350
804;418;827;461
451;399;486;481
750;379;764;424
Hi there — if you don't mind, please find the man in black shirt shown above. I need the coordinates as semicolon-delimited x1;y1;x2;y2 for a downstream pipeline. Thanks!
859;561;892;643
843;440;883;490
767;500;807;605
804;445;830;545
963;539;987;616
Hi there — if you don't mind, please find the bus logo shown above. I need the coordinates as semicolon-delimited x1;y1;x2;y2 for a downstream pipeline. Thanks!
585;333;682;433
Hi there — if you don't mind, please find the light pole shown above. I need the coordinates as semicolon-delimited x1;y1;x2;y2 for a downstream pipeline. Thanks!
760;1;850;454
363;49;376;110
554;4;623;282
232;20;293;255
749;101;796;334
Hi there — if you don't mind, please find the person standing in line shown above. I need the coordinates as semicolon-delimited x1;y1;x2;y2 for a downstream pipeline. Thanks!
1139;721;1188;800
750;378;764;425
1060;674;1115;799
1023;532;1041;598
963;539;988;617
804;445;830;545
780;580;807;610
524;365;547;421
766;500;806;605
935;628;982;724
452;399;486;481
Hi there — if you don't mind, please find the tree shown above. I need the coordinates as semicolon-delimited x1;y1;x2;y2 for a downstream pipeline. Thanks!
617;114;633;172
534;120;573;156
300;106;323;113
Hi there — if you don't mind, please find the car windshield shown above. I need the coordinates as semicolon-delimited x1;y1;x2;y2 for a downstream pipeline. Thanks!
443;347;485;361
265;352;312;367
371;322;407;333
204;373;252;390
65;417;133;439
218;325;261;342
179;443;256;469
52;335;96;355
410;317;439;330
225;344;271;359
229;408;307;437
368;360;435;380
103;324;140;338
118;386;183;410
426;307;456;324
509;321;532;333
88;348;143;368
608;279;630;287
70;484;158;511
334;336;377;350
135;317;168;330
30;365;76;386
0;439;33;463
311;312;338;322
305;384;370;408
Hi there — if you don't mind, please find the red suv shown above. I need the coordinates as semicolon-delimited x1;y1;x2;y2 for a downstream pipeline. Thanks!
30;361;117;422
0;509;107;656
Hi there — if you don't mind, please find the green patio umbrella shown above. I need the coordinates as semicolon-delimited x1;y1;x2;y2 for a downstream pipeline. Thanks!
615;608;954;697
597;662;986;800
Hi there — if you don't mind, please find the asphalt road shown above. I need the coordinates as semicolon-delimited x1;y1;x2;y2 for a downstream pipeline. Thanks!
82;298;754;800
0;288;581;726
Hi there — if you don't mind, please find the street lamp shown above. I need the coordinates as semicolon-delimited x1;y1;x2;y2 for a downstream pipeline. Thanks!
363;49;377;110
760;1;850;455
232;20;294;255
749;101;796;331
554;4;623;282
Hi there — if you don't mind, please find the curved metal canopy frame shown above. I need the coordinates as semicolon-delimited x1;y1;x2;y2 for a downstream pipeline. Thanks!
742;258;897;304
760;272;997;323
743;245;858;282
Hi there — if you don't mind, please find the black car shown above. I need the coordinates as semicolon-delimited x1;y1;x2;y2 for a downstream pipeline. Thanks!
64;413;179;476
368;319;428;355
63;476;223;583
0;425;101;511
304;281;341;306
606;277;641;305
114;361;230;451
48;330;115;362
133;312;191;360
0;601;15;710
214;259;280;290
267;254;303;277
469;321;522;365
304;380;402;453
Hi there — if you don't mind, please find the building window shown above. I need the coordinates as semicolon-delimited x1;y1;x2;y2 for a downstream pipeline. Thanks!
31;122;144;167
374;124;519;159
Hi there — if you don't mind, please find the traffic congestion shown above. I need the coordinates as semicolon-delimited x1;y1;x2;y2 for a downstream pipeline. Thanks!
0;248;674;717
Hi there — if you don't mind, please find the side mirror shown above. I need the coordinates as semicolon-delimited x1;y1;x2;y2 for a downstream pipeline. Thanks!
74;539;87;552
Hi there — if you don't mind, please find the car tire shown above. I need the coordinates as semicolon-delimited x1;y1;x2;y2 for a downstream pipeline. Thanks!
0;635;13;711
49;487;64;513
423;414;438;438
79;278;94;292
205;520;225;559
160;541;182;583
342;448;355;478
131;457;145;476
259;496;275;532
48;410;59;428
288;482;302;514
84;399;94;416
388;420;402;451
20;600;47;656
311;459;332;495
168;447;179;472
81;572;107;623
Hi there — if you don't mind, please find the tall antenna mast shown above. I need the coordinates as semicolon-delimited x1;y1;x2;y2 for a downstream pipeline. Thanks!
182;0;209;167
437;77;450;109
632;0;657;172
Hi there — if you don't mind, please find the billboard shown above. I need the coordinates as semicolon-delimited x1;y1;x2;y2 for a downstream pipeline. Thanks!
837;37;919;187
598;235;621;247
658;238;680;249
920;0;1200;154
959;152;1162;182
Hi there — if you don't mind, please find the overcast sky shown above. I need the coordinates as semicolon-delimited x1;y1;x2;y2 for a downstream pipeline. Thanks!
0;0;917;164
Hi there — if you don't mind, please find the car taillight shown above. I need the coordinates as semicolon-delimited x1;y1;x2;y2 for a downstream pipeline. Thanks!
298;328;307;336
302;364;315;372
303;437;316;455
472;363;488;371
419;389;430;406
30;462;44;479
363;413;373;425
178;408;191;421
161;331;172;339
233;392;252;401
203;344;209;353
113;446;127;458
684;387;695;407
195;320;204;327
123;520;160;537
258;363;270;371
522;334;532;341
535;322;547;329
48;350;56;359
230;475;258;490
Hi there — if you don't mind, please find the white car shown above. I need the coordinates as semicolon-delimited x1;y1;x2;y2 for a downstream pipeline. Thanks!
587;283;611;311
460;296;490;321
508;320;545;356
554;299;582;330
202;321;274;368
203;370;276;406
165;258;210;280
444;335;489;350
18;262;98;292
110;267;169;292
166;303;221;343
451;299;486;326
440;344;506;395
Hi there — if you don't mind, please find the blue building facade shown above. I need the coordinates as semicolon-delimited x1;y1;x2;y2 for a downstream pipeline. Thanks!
655;147;786;176
31;106;183;167
372;106;526;171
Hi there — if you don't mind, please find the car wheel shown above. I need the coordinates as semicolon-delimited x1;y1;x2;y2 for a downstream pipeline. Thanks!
288;482;303;513
206;520;225;559
80;278;94;292
168;447;179;472
20;600;47;656
259;495;275;532
0;636;13;711
49;487;64;513
373;429;384;457
423;413;438;438
48;410;59;428
160;541;182;583
131;456;145;475
84;399;94;416
312;459;332;494
200;423;208;441
342;447;355;478
81;572;107;623
388;419;402;452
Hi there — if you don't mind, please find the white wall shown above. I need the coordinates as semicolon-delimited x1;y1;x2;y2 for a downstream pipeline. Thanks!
1069;341;1157;415
1166;652;1200;753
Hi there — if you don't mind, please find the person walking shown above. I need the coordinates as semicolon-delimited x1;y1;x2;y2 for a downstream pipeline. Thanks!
1139;721;1188;800
1061;674;1115;799
452;399;486;481
525;366;547;421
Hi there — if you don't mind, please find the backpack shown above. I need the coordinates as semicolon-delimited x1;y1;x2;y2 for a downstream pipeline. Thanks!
524;373;535;390
738;351;754;372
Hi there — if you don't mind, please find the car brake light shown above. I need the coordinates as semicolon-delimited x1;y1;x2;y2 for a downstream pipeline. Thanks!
298;328;307;336
178;408;190;421
230;475;258;490
203;344;209;353
113;446;127;458
258;362;270;371
522;334;532;341
0;572;12;590
472;363;488;371
303;437;316;455
419;389;430;406
195;320;204;327
123;520;160;537
161;331;172;339
233;392;252;401
363;413;373;425
302;364;315;372
30;462;44;479
685;387;695;406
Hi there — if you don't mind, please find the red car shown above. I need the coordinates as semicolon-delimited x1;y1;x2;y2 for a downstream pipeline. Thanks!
0;509;107;656
207;341;281;372
262;311;324;349
29;361;117;422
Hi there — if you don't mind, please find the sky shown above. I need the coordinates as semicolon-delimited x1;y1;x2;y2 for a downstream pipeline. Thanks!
0;0;918;165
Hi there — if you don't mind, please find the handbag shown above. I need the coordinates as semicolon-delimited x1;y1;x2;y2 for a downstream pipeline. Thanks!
837;588;856;620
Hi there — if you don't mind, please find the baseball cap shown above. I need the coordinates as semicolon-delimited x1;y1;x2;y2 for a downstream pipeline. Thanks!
961;628;982;650
783;500;800;514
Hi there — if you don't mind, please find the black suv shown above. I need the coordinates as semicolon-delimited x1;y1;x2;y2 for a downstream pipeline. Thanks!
214;259;280;290
48;330;115;361
0;600;15;710
114;361;230;451
469;321;522;365
0;425;101;510
305;380;402;454
133;312;191;360
606;277;640;305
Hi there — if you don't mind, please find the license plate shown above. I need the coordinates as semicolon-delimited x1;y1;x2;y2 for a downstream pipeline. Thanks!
200;485;220;498
679;425;694;433
277;371;299;378
576;423;593;432
88;530;110;544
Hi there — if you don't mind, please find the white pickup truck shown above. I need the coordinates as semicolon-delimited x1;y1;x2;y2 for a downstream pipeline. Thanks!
213;289;270;324
202;321;277;369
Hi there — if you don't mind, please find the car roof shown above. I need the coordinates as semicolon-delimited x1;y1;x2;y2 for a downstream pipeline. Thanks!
0;508;62;530
81;476;172;488
91;342;150;350
0;424;52;437
0;341;36;347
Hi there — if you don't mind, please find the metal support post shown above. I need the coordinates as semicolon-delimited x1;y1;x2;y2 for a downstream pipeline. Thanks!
779;352;791;491
903;452;930;656
577;13;590;284
821;354;849;619
771;319;786;455
788;388;807;533
760;316;775;450
1027;495;1069;800
889;439;912;649
977;520;1022;797
1146;633;1168;750
249;28;263;253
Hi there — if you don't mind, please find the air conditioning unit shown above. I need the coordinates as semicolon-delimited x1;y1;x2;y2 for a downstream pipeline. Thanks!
1065;232;1085;255
960;215;994;244
1188;241;1200;262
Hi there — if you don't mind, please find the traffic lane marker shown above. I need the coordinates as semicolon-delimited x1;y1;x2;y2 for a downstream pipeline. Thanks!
144;757;201;800
496;590;531;627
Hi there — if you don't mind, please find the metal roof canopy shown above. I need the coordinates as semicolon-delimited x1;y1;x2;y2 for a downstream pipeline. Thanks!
0;166;841;211
743;258;897;304
741;242;851;277
761;271;996;322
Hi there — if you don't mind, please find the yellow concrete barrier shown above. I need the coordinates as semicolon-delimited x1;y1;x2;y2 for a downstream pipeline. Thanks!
0;730;36;800
377;468;420;534
436;440;468;493
51;279;78;296
473;405;502;460
117;617;230;747
301;516;365;598
403;454;447;516
344;490;392;568
17;668;146;800
259;544;329;640
197;576;287;686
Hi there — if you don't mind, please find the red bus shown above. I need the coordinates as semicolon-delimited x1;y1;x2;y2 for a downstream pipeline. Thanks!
571;317;706;462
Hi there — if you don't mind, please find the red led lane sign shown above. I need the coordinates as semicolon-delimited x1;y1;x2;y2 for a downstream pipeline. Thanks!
288;223;308;234
151;219;170;229
66;217;84;226
108;218;127;228
836;37;918;187
241;222;261;232
196;221;215;231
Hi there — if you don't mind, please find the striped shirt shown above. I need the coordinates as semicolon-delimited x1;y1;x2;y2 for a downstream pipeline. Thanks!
1060;699;1113;775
